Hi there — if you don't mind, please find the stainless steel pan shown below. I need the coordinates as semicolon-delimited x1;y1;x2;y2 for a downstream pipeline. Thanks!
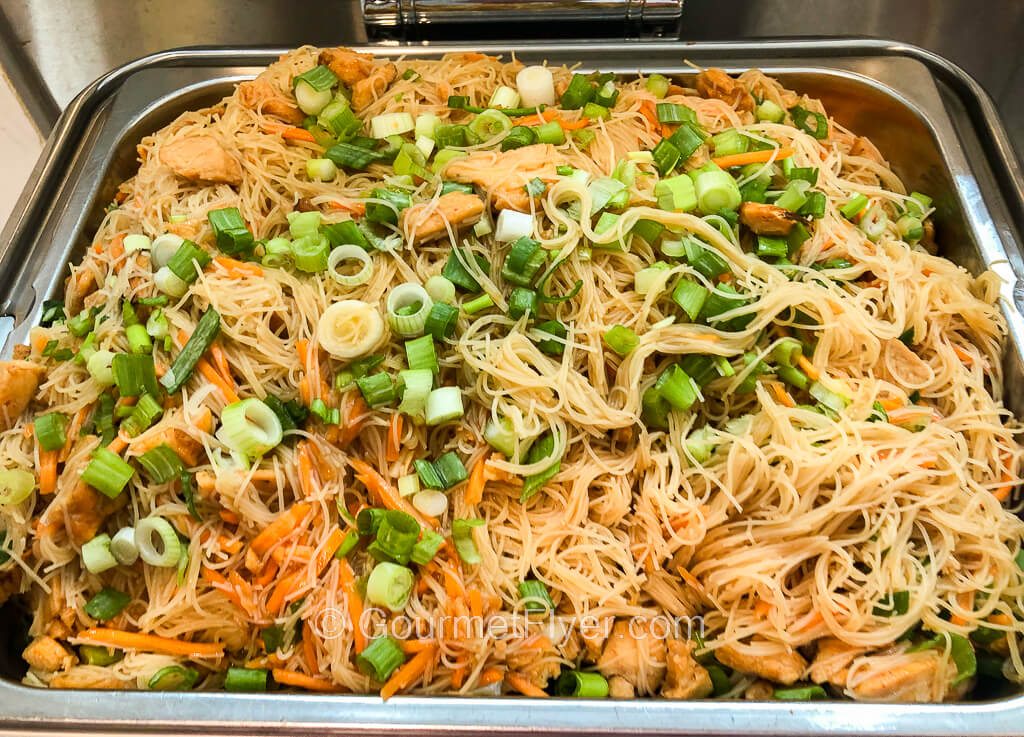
1;39;1022;736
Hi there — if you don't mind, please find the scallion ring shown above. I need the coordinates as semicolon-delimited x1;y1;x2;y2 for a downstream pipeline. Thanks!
151;233;185;269
318;300;385;359
135;517;184;568
0;469;34;506
82;534;119;574
110;526;139;565
365;561;414;612
326;245;373;287
386;283;434;338
216;398;284;458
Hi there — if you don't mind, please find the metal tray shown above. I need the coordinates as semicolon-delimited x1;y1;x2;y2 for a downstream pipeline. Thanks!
1;39;1023;736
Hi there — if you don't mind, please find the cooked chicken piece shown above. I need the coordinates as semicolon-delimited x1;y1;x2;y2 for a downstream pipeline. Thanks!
597;618;668;694
49;666;125;689
715;641;807;685
739;202;803;236
881;338;932;386
744;680;775;700
352;62;397;110
0;568;22;607
661;639;713;699
0;360;43;430
167;220;200;239
608;675;635;698
401;191;485;242
237;79;304;124
580;616;614;659
849;136;886;165
319;46;375;86
45;619;72;639
197;468;281;501
810;637;865;687
128;252;153;299
23;636;75;673
62;481;124;546
158;136;242;186
695;69;754;113
506;647;562;688
130;426;205;466
444;144;562;211
849;654;941;701
919;219;938;255
11;344;30;360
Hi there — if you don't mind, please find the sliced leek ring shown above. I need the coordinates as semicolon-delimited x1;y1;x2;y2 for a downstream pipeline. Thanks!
317;300;385;359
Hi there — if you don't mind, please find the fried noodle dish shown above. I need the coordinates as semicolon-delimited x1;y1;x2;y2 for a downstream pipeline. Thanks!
2;45;1023;702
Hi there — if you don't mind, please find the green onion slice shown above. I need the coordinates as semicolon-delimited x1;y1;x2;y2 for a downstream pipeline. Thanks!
452;518;484;564
135;516;184;568
366;561;414;612
216;398;284;458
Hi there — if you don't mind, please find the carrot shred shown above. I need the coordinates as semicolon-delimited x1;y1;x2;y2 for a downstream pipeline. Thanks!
208;342;232;386
219;509;239;525
297;442;319;498
338;393;368;446
711;147;795;169
557;116;591;131
38;449;58;495
638;100;658;132
465;454;489;506
951;343;975;364
380;644;436;700
338;559;367;653
313;528;346;573
386;413;403;463
267;570;302;614
520;634;552;651
175;329;239;403
769;382;796;408
212;256;263;279
328;200;366;215
76;628;224;659
879;397;905;412
451;665;466;689
109;234;126;274
251;503;313;555
349;458;436;528
518;108;559;126
261;122;317;142
468;588;484;619
253;559;279;588
994;470;1016;502
505;672;549;698
201;566;246;612
302;621;318;673
399;639;437;653
479;667;504;686
271;668;345;692
106;431;131;455
796;354;820;381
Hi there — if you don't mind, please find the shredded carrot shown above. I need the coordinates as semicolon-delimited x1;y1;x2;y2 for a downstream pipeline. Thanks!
438;557;466;599
638;100;658;132
328;200;366;215
313;528;346;573
386;413;403;463
451;665;466;689
297;442;319;498
350;458;436;528
212;256;263;279
468;588;483;619
208;342;232;386
505;672;549;698
107;431;130;455
261;121;316;142
465;453;489;506
879;397;905;412
994;470;1017;502
267;570;302;614
219;509;239;525
201;567;246;611
769;382;796;408
711;147;794;169
109;234;126;274
60;406;89;462
271;668;345;692
399;639;437;653
754;598;773;618
338;559;367;653
338;393;368;446
796;354;820;381
951;343;975;364
38;449;58;495
251;503;312;555
380;644;436;700
556;116;591;131
253;559;279;588
76;628;224;659
518;108;559;126
175;330;240;403
302;621;318;673
677;565;707;599
479;667;504;687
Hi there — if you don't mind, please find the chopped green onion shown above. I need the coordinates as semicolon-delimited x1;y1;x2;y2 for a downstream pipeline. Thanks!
711;129;748;158
651;138;681;176
120;393;163;438
534;120;565;145
534;320;567;355
656;102;696;124
809;378;851;413
683;239;730;280
357;636;405;682
208;207;254;255
138;444;185;484
452;518;484;564
755;100;785;123
561;74;596;109
414;459;445;491
411;528;445;565
425;302;459;340
775;180;810;212
790;106;828;139
897;214;924;241
83;587;131;620
79;645;122;666
772;685;827;701
840;193;869;219
667;122;707;160
672;279;709;321
294;64;339;92
135;516;184;568
594;80;619;108
468;109;513;141
694;169;741;214
357;372;397;407
161;308;220;394
368;510;420;565
581;101;609;121
798;191;827;219
442;248;488;292
366;561;414;612
556;670;609;697
369;112;415;139
148;665;199;691
81;535;118;574
425;386;464;426
324;141;387;171
655;365;697;411
521;431;561;502
433;451;467;489
588;177;627;213
166;240;211;283
424;275;456;304
0;469;34;506
34;413;68;452
110;527;139;565
405;335;438;373
387;283;433;337
508;288;538;320
756;234;789;259
603;325;639;356
216;398;284;458
518;579;554;613
631;218;665;245
501;125;538;151
398;369;432;420
322;220;369;249
225;667;268;692
484;417;517;458
645;73;670;98
82;448;135;499
67;309;95;337
125;324;152;355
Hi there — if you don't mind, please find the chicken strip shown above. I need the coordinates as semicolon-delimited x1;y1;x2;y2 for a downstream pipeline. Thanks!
401;191;485;242
0;360;43;430
158;136;242;186
444;144;562;211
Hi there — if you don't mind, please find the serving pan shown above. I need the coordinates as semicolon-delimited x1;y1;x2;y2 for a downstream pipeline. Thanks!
0;39;1023;736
